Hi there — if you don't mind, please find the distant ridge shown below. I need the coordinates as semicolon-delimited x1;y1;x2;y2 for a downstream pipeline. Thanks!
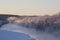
0;14;21;20
0;14;20;17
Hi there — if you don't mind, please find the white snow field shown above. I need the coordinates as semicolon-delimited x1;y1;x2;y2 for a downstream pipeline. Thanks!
0;30;34;40
0;23;60;40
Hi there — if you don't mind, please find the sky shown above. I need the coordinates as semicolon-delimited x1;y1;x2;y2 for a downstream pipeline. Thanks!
0;0;60;16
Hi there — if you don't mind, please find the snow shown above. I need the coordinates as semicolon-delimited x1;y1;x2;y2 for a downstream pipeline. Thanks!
1;23;60;40
0;30;34;40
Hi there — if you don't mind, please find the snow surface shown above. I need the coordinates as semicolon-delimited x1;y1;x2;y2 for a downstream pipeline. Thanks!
0;30;34;40
1;23;60;40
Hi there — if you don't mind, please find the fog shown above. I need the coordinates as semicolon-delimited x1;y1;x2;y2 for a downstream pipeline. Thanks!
1;23;60;40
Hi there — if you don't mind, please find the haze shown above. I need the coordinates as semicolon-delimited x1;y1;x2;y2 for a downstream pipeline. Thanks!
0;0;60;15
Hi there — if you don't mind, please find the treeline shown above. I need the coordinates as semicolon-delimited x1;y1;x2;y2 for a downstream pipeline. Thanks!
0;12;60;32
0;14;20;27
6;12;60;32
